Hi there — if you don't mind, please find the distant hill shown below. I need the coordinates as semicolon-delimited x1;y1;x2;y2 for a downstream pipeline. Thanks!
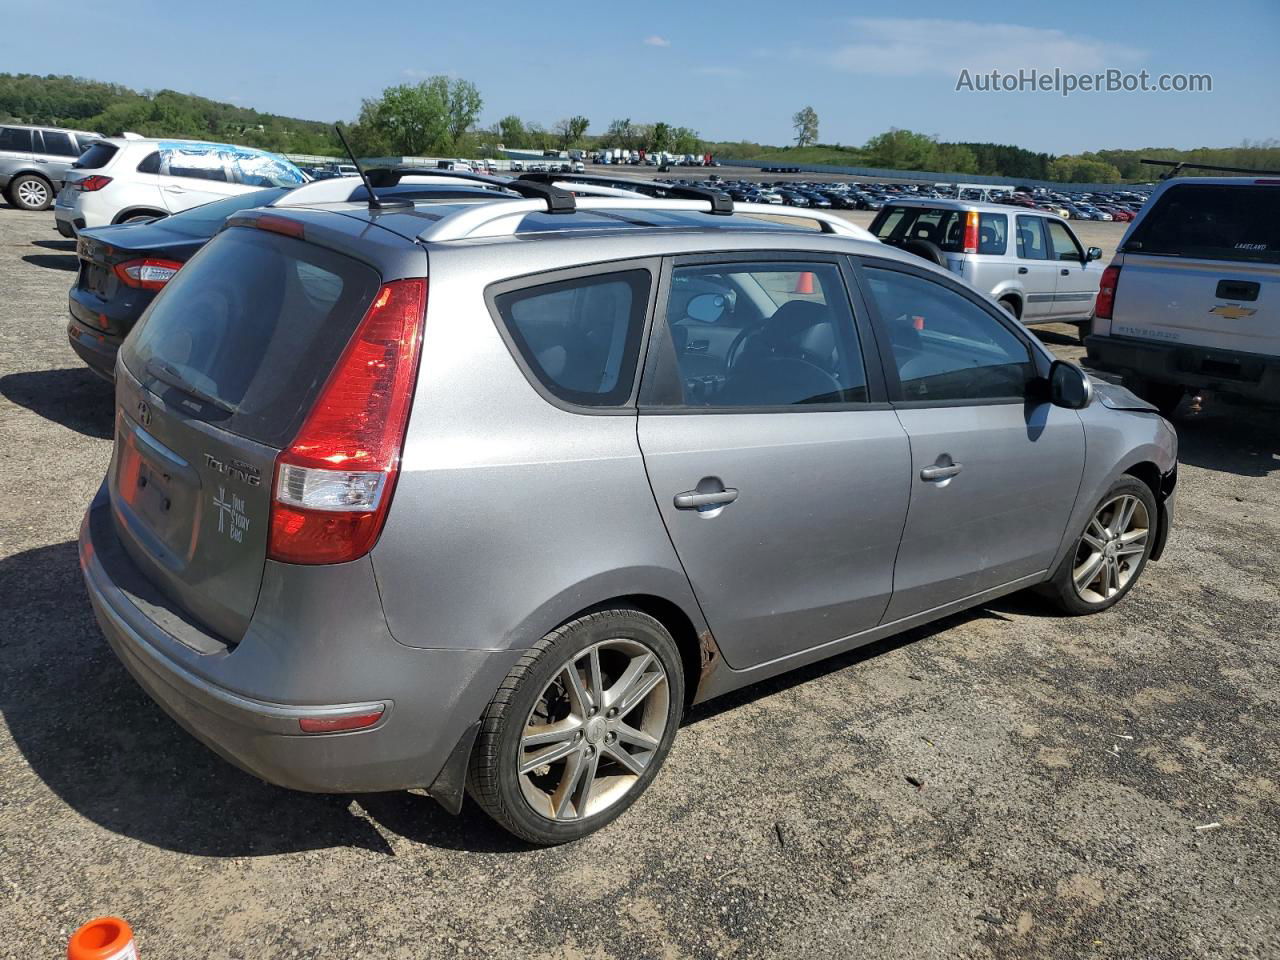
0;73;343;156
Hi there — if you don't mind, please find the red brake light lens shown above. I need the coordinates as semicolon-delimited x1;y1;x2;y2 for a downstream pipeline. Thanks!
962;210;979;254
78;175;113;192
254;214;306;238
1095;264;1121;319
267;278;427;565
113;258;183;290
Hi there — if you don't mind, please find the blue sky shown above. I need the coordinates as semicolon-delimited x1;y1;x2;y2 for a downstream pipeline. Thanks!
2;0;1276;153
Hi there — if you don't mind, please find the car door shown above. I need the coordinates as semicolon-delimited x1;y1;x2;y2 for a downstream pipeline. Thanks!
33;128;81;188
854;259;1085;622
1044;217;1100;318
158;145;241;213
1014;215;1058;321
637;255;911;669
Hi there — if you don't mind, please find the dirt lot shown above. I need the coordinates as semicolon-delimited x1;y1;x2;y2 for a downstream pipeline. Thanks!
1;203;1277;960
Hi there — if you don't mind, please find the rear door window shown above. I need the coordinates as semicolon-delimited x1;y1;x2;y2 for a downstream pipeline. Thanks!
39;130;78;156
0;127;33;153
1015;216;1049;260
122;227;384;447
1125;184;1280;264
978;213;1008;254
493;269;651;407
162;147;230;182
872;206;966;252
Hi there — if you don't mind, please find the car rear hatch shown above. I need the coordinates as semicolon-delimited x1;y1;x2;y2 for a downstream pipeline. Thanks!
73;226;199;337
1109;182;1279;358
111;223;385;643
60;140;119;205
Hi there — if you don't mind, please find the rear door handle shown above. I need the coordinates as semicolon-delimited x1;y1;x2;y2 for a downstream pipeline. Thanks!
920;464;962;481
1061;268;1070;276
1017;266;1028;274
674;488;739;509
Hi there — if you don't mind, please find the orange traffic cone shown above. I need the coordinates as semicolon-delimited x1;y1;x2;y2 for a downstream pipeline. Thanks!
68;917;137;960
793;271;815;295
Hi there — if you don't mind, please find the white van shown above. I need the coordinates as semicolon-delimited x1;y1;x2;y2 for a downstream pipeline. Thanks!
1086;177;1279;412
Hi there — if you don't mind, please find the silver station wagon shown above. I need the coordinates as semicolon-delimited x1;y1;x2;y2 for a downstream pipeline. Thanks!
79;173;1177;844
871;198;1105;330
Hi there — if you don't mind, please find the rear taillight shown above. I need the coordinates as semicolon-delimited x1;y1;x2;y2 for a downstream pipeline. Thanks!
962;210;979;254
267;278;427;565
113;258;183;290
78;175;112;192
1094;264;1121;319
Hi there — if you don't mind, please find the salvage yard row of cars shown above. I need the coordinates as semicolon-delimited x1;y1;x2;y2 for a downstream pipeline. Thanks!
6;124;1277;844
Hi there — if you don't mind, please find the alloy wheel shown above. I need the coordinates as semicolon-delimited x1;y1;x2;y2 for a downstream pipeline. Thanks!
518;638;670;822
17;180;49;208
1072;494;1150;604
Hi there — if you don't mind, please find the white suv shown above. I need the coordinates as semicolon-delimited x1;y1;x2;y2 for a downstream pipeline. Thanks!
54;137;306;236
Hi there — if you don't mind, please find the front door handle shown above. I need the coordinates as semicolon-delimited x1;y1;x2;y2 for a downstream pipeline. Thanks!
674;488;739;509
164;185;185;193
920;463;962;481
1017;266;1028;274
1061;268;1070;276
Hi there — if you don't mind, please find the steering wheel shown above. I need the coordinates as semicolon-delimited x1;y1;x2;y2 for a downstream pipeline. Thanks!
726;321;768;371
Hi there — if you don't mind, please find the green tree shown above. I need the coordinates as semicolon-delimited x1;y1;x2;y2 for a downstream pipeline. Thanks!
604;118;635;149
497;114;526;148
358;79;450;155
444;78;483;146
553;115;589;149
792;106;818;147
671;126;701;155
863;128;938;170
1049;154;1123;183
650;121;673;153
932;142;979;175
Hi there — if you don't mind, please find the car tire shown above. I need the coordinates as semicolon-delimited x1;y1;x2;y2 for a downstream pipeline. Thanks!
1039;476;1159;616
467;608;685;845
1123;377;1184;417
997;297;1020;319
115;211;165;225
9;174;53;211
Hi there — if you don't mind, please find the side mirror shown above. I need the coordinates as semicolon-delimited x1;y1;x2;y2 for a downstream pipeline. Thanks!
1087;246;1104;262
686;293;727;324
1049;360;1093;409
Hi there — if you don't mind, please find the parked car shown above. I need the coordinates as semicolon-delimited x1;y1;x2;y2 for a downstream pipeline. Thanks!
0;123;101;211
79;185;1176;845
1087;176;1279;412
54;138;306;236
871;199;1104;332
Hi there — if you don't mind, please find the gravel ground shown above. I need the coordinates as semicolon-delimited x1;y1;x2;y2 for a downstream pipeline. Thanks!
1;202;1277;960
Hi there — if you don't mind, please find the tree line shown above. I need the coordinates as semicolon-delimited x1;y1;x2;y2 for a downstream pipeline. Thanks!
3;73;1276;181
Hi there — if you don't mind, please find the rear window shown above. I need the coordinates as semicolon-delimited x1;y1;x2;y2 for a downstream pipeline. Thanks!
1125;184;1280;264
493;270;650;406
74;142;118;169
157;188;290;237
872;206;968;253
122;228;383;446
0;127;33;152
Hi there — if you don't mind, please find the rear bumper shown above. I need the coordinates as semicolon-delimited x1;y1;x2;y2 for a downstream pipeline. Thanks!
1086;333;1280;404
54;205;84;236
67;316;120;381
79;487;520;799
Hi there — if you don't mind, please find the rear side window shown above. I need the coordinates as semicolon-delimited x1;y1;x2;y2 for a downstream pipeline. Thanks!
122;228;383;446
0;127;33;152
75;142;118;169
872;206;967;253
40;130;78;156
494;270;650;407
1126;184;1280;264
978;213;1008;254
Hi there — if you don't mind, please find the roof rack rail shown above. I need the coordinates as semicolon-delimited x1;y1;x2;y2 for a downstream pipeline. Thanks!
364;166;509;189
416;197;875;243
519;172;733;214
273;171;513;208
1140;158;1280;180
503;180;576;214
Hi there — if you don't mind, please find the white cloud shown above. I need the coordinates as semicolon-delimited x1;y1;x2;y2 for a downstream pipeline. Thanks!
814;18;1145;77
644;35;671;48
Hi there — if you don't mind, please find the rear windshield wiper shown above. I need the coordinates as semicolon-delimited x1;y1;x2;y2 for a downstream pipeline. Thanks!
145;358;238;415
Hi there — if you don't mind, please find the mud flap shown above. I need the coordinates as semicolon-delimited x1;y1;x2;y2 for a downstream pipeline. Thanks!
426;719;481;815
